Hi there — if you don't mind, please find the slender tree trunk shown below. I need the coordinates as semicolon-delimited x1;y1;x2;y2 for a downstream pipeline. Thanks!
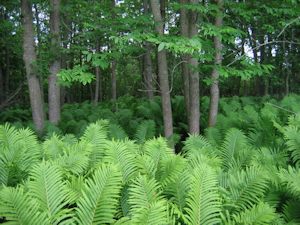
111;60;117;100
49;0;61;125
150;0;173;140
180;0;190;125
188;0;200;133
61;0;71;107
34;3;46;121
94;40;101;106
21;0;45;131
244;80;248;96
208;0;223;128
5;46;9;96
0;54;3;103
283;33;289;96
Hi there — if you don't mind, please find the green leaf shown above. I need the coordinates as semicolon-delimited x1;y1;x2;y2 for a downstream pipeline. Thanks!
158;42;166;52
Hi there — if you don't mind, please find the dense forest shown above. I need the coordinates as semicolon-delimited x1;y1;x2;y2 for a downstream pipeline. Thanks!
1;0;300;224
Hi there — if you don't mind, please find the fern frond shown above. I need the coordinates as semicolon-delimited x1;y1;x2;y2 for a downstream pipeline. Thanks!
81;120;109;168
144;137;174;171
232;202;277;224
42;133;65;160
0;123;21;149
220;128;249;171
184;164;221;225
156;154;186;187
136;154;156;179
75;164;122;224
28;160;74;224
282;125;300;166
128;174;167;223
183;134;217;158
135;120;156;144
164;169;191;212
187;154;222;171
282;200;300;223
226;166;269;214
108;123;128;141
205;127;223;149
278;166;300;199
104;140;138;183
0;186;49;225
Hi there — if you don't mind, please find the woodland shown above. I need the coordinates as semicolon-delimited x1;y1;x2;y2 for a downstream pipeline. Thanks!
1;0;300;224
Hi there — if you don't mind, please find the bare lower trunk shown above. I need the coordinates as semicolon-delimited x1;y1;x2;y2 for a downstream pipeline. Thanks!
150;0;173;140
188;0;200;134
208;0;223;128
111;60;117;100
94;40;101;106
144;41;154;101
49;0;61;125
180;0;190;126
5;46;9;96
21;0;45;131
0;57;3;103
244;80;248;96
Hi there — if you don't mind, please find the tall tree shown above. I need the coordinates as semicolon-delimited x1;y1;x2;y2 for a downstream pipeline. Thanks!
49;0;61;125
187;0;200;134
143;0;154;101
208;0;224;127
21;0;45;131
149;0;173;140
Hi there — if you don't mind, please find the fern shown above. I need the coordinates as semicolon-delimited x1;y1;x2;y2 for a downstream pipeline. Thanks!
28;160;75;224
220;128;249;171
232;202;277;224
0;186;49;225
278;166;300;199
281;125;300;166
184;164;221;225
225;167;269;214
104;140;138;183
128;174;167;224
75;164;122;224
282;200;300;223
135;120;156;144
108;123;128;141
183;134;217;158
42;133;66;160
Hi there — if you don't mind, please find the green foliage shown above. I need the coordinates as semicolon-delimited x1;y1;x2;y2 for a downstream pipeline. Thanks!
2;94;300;224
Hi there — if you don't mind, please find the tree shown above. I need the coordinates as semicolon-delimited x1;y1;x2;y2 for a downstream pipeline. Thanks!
149;0;174;140
208;0;224;127
21;0;45;131
48;0;61;125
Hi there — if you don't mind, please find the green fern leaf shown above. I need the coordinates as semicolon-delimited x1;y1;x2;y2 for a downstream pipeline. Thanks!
28;160;74;224
0;186;49;225
183;134;217;158
104;140;138;182
278;166;300;199
81;120;108;168
108;123;128;141
282;200;300;223
42;133;66;160
75;164;122;224
129;174;167;224
282;125;300;166
135;120;156;144
226;167;269;214
232;202;277;224
184;164;221;225
221;128;248;171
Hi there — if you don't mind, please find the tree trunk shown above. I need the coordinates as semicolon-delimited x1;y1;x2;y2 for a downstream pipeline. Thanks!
5;45;9;96
49;0;61;125
0;54;3;103
111;60;117;100
34;3;46;121
180;0;190;126
150;0;174;140
283;33;289;96
208;0;223;128
94;40;102;106
188;0;200;134
61;0;71;107
21;0;45;131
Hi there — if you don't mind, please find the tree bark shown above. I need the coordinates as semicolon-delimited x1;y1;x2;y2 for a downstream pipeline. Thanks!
150;0;174;139
21;0;45;131
49;0;61;125
208;0;223;128
143;0;154;101
180;0;190;126
34;3;46;121
5;45;9;96
111;60;117;100
187;0;200;134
